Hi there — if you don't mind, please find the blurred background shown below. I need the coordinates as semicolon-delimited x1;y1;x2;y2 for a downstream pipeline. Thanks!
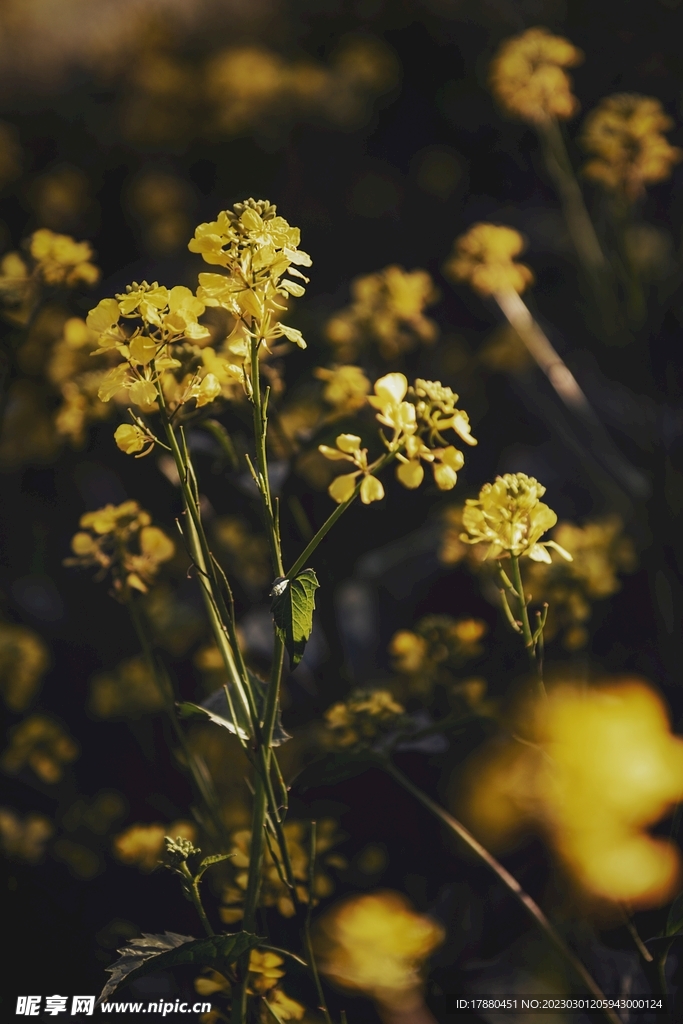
3;0;683;1017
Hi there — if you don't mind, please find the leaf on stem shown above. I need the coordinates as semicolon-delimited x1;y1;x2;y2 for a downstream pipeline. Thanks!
98;931;261;1004
270;568;319;667
179;671;291;746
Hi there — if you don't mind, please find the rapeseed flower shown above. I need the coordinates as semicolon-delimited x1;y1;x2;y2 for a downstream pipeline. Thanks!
324;689;406;749
318;433;386;504
460;473;571;563
581;94;682;201
489;27;583;125
0;808;53;863
113;821;196;873
0;622;49;712
2;715;78;784
445;224;534;296
314;890;444;1010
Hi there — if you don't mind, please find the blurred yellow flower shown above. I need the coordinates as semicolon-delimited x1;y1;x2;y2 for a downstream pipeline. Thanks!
248;950;284;994
581;94;682;201
29;229;100;288
324;689;405;749
460;680;683;908
89;655;165;720
445;223;534;296
0;807;53;863
265;987;306;1021
66;501;175;598
325;265;439;362
113;821;196;873
0;622;49;711
314;890;444;1010
461;473;571;563
489;27;583;125
314;364;371;416
2;714;78;784
389;616;488;699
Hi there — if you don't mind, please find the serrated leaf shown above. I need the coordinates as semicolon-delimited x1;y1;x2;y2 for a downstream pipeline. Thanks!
179;670;290;746
197;852;233;878
271;568;319;667
292;751;379;792
666;890;683;936
98;931;261;1004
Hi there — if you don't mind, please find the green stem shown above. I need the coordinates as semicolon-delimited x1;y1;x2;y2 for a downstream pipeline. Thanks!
179;862;215;937
127;596;228;844
250;336;284;577
286;450;397;579
384;761;622;1024
303;822;333;1024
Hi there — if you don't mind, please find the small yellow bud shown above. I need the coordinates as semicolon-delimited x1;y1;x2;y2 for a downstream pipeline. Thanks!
433;463;458;490
397;460;424;489
336;433;362;454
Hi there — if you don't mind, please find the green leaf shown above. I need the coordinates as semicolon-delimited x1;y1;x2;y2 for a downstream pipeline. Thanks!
271;568;319;667
179;669;290;746
196;852;233;879
98;931;261;1004
666;890;683;936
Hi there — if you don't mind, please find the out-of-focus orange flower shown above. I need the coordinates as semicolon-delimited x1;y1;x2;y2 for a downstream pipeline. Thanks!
458;679;683;908
313;890;444;1010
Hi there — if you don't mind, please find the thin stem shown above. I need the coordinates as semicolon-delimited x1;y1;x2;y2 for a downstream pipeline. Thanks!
286;450;397;579
304;822;333;1024
619;905;653;963
178;862;215;937
250;336;284;577
384;761;622;1024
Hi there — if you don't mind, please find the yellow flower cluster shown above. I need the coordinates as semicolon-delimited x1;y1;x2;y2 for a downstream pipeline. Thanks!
324;689;406;749
0;230;99;325
581;94;682;202
461;680;683;908
325;265;439;362
89;655;166;720
314;891;445;1011
67;501;175;598
0;807;53;863
461;473;571;563
112;821;197;873
489;27;583;125
390;616;487;697
524;516;636;649
0;621;49;712
220;819;344;922
2;714;78;784
319;373;476;505
445;223;534;296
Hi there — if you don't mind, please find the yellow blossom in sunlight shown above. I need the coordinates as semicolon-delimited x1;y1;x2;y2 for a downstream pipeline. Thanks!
389;616;488;699
220;819;345;923
314;891;445;1010
0;807;53;863
489;27;583;125
0;622;49;711
314;364;371;415
581;94;682;201
66;501;174;598
445;224;534;296
324;265;439;362
29;229;100;287
460;680;683;908
461;473;571;562
2;715;78;784
319;433;385;505
324;689;406;749
113;821;196;873
190;199;311;347
265;987;306;1021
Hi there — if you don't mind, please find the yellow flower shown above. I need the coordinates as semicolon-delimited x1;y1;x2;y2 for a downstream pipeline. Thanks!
1;715;78;784
113;821;196;873
389;631;428;674
0;622;49;712
248;950;285;994
445;223;534;296
0;808;53;864
319;433;385;505
461;473;571;562
367;372;416;436
324;265;439;362
29;228;100;287
266;988;306;1020
489;27;583;125
314;364;371;415
89;655;165;720
581;94;682;201
314;891;445;1010
324;689;405;749
460;680;683;908
114;423;153;456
